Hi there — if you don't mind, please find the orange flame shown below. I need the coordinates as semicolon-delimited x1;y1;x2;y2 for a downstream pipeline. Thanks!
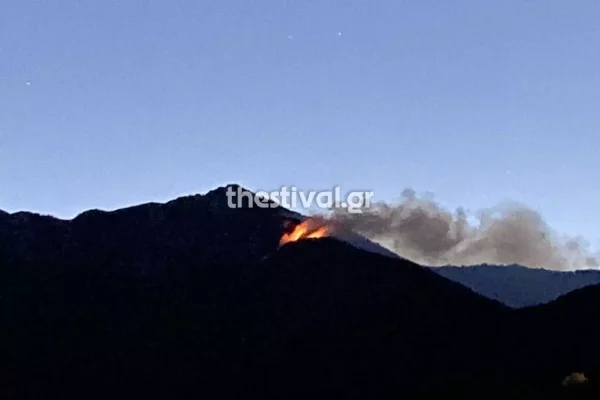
279;218;332;247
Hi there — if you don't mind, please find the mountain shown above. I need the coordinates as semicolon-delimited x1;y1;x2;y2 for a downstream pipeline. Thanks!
430;264;600;308
0;185;397;274
239;238;524;398
516;282;600;390
0;185;293;273
1;184;599;398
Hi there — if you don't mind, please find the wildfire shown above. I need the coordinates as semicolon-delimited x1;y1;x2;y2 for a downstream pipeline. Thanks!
279;218;332;247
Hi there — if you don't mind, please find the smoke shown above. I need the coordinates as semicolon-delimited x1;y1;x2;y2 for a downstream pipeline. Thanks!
327;188;599;270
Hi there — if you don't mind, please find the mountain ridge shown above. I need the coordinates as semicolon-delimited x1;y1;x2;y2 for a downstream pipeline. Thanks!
2;184;600;397
4;185;600;308
431;263;600;308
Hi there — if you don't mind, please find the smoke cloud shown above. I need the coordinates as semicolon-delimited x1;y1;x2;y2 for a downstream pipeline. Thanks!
327;188;599;270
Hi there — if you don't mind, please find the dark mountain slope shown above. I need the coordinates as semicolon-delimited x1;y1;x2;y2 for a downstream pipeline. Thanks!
229;238;520;398
0;185;299;274
517;283;600;386
1;187;597;398
1;237;518;398
206;237;591;398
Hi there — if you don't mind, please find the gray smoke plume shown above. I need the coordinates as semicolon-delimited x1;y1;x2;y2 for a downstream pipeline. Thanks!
328;188;599;270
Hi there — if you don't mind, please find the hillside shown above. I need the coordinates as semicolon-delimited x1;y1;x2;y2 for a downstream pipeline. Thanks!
431;264;600;307
1;185;599;398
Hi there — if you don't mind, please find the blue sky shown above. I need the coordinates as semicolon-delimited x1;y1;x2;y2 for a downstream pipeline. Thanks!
1;1;599;248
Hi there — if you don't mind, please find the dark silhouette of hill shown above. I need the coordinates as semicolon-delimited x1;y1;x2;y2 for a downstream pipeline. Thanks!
517;282;600;389
0;185;296;273
1;185;599;398
232;238;518;398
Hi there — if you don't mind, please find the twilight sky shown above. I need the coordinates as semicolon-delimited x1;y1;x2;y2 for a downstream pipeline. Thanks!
1;1;599;249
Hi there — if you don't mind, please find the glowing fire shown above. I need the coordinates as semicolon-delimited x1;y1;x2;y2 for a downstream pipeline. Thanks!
279;218;332;247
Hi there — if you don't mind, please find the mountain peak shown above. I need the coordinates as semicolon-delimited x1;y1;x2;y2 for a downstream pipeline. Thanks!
206;183;252;196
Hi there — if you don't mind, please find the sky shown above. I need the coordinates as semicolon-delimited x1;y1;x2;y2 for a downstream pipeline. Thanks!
1;1;600;249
